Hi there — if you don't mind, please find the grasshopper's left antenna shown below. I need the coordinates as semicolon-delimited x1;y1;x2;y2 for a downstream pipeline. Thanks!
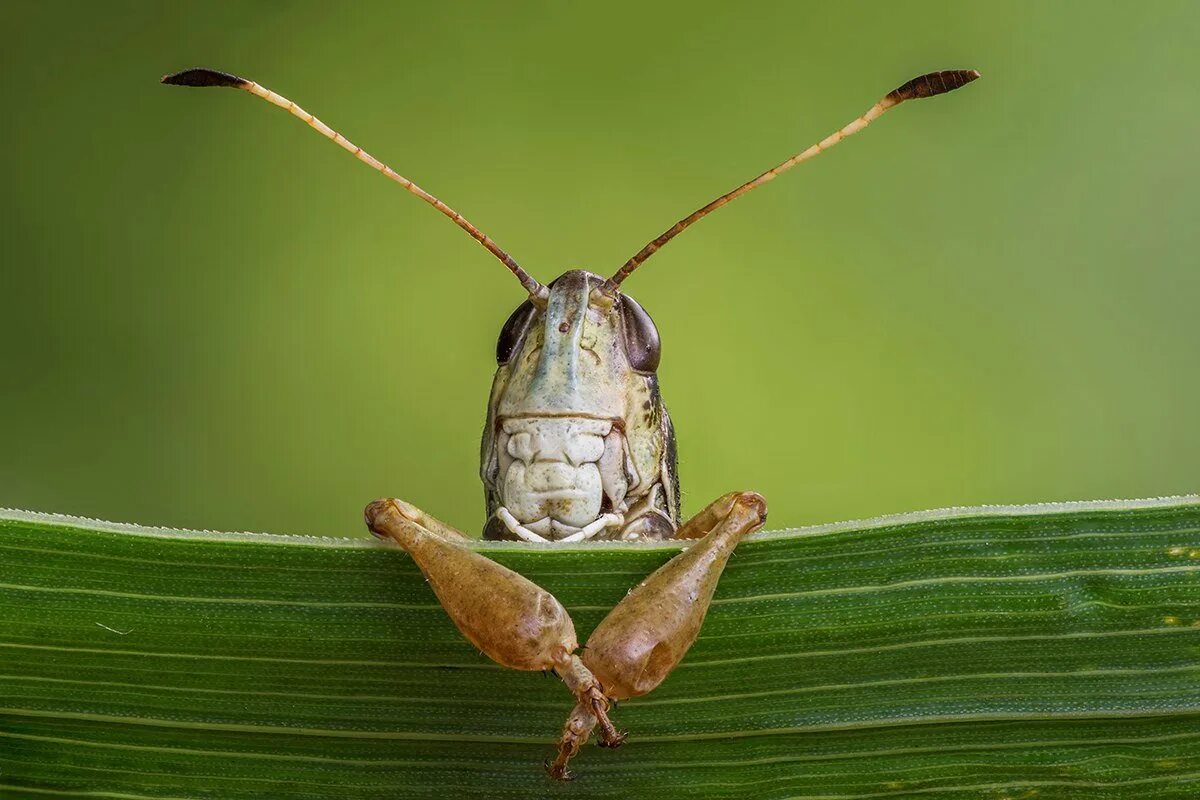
602;69;980;294
162;68;548;303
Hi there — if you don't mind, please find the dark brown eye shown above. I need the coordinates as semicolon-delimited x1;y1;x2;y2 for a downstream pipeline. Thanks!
619;294;661;373
496;300;537;364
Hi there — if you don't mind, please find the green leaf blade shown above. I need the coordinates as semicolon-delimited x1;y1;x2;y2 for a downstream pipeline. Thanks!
2;498;1199;798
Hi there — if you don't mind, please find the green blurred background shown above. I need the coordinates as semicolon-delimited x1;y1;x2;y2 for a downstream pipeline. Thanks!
1;2;1197;538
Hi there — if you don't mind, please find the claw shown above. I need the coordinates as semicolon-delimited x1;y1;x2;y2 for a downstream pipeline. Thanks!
596;729;628;749
545;758;575;782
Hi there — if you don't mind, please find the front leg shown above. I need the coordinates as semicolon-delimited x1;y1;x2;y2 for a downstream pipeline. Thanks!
549;491;767;778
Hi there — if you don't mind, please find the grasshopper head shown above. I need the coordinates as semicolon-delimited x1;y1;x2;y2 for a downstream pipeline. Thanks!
481;270;673;540
494;270;659;420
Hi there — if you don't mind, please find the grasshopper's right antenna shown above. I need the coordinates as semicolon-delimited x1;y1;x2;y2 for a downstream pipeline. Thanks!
601;69;980;294
162;68;548;304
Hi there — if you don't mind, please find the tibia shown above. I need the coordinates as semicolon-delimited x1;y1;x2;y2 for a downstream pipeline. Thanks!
546;702;595;781
554;654;625;748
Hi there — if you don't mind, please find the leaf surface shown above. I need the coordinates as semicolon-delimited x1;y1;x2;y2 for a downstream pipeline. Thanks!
2;498;1199;798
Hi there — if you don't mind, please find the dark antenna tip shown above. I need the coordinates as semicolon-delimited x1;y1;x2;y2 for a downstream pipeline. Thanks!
161;68;249;89
887;69;980;103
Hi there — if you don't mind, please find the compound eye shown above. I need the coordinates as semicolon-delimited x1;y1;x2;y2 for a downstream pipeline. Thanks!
619;294;661;373
496;300;537;365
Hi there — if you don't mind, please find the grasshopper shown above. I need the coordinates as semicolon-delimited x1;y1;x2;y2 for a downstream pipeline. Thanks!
163;66;979;778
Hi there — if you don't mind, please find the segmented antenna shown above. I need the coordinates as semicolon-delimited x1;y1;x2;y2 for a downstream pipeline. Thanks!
603;69;980;293
161;68;548;302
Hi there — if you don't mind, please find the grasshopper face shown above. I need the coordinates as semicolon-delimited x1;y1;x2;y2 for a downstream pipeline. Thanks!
481;270;679;542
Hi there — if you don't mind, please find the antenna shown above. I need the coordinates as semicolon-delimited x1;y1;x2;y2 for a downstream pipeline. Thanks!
602;69;980;293
162;68;548;303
